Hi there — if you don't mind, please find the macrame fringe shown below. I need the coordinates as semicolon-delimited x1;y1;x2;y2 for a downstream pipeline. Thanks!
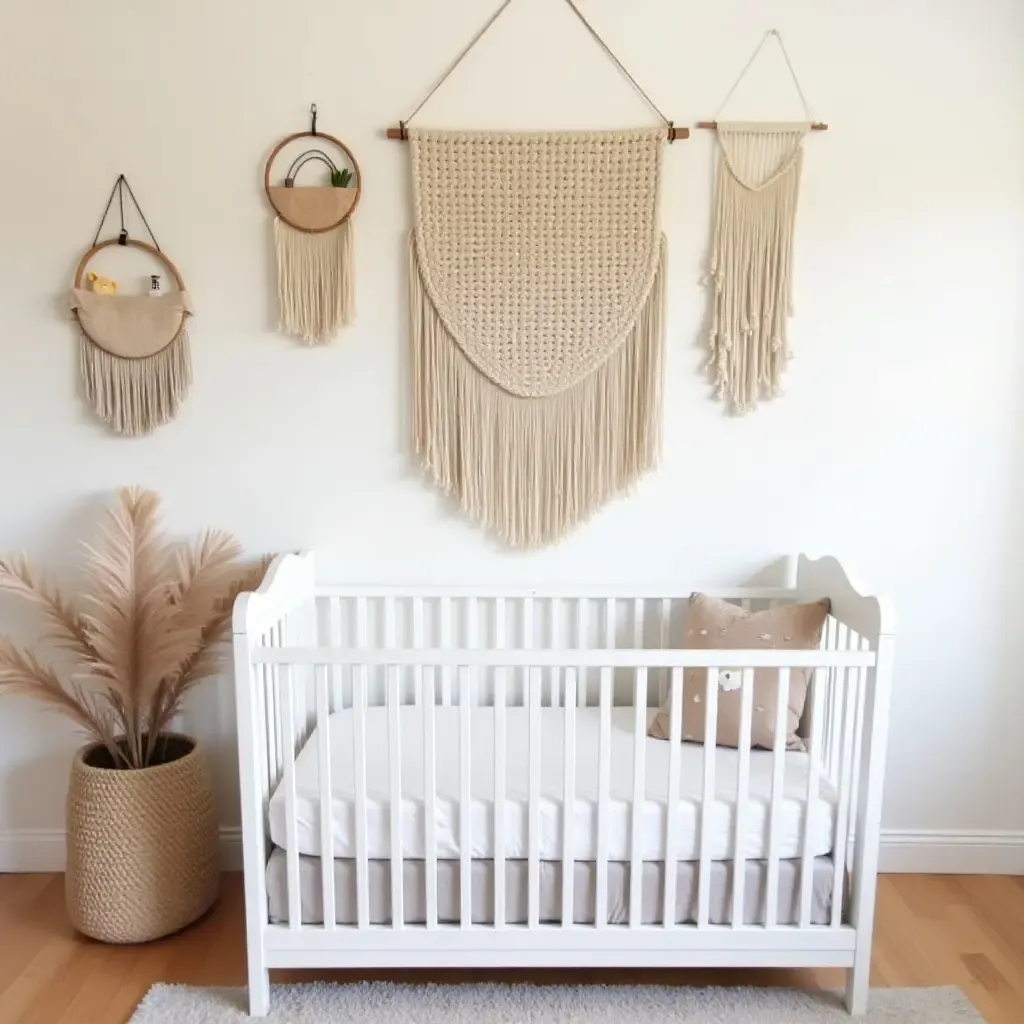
79;328;192;436
274;217;354;344
412;233;666;549
705;127;805;414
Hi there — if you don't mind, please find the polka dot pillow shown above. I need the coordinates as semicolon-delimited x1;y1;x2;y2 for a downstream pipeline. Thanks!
648;593;830;751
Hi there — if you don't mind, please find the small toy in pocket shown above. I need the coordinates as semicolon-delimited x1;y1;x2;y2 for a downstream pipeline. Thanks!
87;272;118;295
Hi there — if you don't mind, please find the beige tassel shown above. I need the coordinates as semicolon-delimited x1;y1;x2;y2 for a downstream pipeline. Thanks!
79;328;192;436
274;217;354;344
411;233;666;549
706;124;808;414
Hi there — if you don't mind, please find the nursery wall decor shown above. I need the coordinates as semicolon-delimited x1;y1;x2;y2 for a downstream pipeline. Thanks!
389;0;684;548
697;30;826;414
70;175;192;436
264;104;360;344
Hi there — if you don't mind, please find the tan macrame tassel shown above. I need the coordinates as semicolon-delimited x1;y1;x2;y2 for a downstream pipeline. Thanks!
274;218;354;344
412;233;666;549
705;124;809;413
79;328;192;437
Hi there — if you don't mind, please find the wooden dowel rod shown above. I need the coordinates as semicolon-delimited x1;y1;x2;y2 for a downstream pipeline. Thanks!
696;120;828;131
386;124;690;141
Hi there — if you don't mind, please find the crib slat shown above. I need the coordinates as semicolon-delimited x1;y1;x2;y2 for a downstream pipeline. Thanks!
413;597;425;708
800;668;825;927
730;668;755;928
697;668;720;929
459;666;472;928
523;597;534;708
329;598;344;711
384;594;399;709
658;598;672;706
823;618;838;779
550;599;561;708
260;658;276;793
281;665;301;930
831;663;857;927
255;661;270;803
629;667;649;928
605;598;615;647
577;599;588;708
764;668;791;927
662;668;684;929
595;666;612;928
353;659;370;929
561;668;577;927
271;623;284;782
315;666;335;930
441;596;453;705
494;663;507;930
633;597;644;648
528;666;541;928
388;664;403;930
423;666;438;929
846;633;868;854
287;613;309;746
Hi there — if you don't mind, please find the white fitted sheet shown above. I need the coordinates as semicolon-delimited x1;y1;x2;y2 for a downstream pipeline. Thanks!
268;706;837;861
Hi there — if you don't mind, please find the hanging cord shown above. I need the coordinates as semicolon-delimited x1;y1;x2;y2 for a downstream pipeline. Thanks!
560;0;670;126
91;174;161;250
401;0;516;131
400;0;671;134
713;28;813;122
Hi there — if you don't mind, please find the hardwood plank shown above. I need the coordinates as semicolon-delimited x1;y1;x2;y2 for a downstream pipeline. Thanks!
0;872;1021;1023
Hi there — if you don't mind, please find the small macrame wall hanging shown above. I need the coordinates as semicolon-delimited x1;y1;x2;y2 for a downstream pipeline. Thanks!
698;30;827;414
264;105;361;344
388;0;686;548
70;175;193;436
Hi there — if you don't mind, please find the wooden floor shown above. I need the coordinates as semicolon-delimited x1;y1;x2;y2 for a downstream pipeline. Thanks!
0;873;1022;1023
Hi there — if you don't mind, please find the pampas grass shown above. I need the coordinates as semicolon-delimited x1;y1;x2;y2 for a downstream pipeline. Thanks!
0;487;269;768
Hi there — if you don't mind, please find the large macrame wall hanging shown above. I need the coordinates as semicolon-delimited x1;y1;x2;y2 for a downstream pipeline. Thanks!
70;175;193;436
698;30;827;414
388;0;685;548
264;105;361;344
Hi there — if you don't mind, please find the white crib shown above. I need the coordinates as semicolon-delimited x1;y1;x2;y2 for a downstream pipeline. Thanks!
232;553;894;1017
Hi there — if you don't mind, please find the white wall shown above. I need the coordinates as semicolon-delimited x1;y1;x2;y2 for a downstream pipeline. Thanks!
1;0;1022;871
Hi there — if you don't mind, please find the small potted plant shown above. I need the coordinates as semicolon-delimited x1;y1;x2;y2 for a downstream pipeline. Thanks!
0;487;267;943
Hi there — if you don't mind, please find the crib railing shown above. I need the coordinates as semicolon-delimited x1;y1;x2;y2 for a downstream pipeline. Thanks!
233;554;894;1017
245;644;874;933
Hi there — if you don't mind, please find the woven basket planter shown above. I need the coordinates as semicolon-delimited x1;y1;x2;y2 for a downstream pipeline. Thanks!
65;733;220;943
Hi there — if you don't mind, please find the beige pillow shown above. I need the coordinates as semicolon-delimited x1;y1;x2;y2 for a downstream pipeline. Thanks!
648;593;830;751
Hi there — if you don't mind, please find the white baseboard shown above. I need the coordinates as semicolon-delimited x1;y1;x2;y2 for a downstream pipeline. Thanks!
2;827;1022;875
877;829;1024;874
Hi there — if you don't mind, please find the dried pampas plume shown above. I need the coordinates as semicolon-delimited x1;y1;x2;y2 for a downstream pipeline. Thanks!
0;487;270;768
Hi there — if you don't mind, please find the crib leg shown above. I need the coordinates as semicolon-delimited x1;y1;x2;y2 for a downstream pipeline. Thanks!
247;961;270;1017
844;953;870;1016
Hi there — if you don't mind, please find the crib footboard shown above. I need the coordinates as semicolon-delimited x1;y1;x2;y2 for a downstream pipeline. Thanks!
233;553;894;1018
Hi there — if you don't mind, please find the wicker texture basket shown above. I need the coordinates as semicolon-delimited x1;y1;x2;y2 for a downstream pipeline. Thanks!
65;733;220;943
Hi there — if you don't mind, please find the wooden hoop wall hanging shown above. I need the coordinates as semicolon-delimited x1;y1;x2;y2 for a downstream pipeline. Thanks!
70;175;193;437
264;104;361;344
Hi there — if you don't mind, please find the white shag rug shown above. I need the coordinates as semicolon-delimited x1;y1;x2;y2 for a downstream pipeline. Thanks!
128;982;983;1023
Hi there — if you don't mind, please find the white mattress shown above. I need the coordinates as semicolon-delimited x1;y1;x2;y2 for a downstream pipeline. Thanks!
268;706;837;862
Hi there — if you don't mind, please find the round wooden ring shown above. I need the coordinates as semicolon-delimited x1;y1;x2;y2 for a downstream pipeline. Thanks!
264;130;362;234
73;238;186;290
72;239;189;357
